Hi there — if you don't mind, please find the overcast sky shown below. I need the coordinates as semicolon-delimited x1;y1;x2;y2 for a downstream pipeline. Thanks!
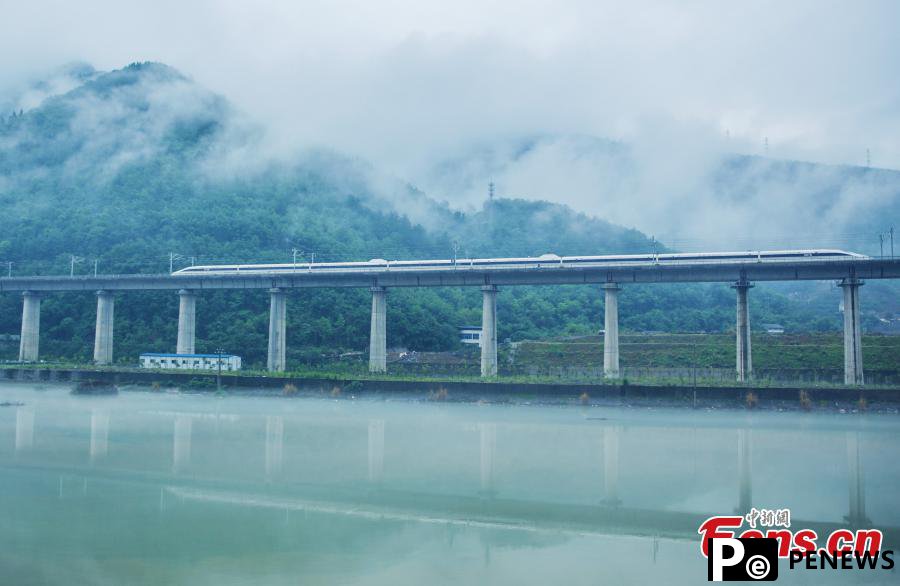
1;0;899;245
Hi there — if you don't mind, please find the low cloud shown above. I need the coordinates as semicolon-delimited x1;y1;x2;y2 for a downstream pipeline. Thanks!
1;0;898;251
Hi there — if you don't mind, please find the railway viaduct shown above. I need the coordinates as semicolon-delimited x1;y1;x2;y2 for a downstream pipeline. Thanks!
2;255;900;384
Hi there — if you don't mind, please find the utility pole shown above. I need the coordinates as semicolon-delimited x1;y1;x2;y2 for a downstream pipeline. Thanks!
216;348;224;392
69;255;83;276
169;252;183;273
487;180;496;244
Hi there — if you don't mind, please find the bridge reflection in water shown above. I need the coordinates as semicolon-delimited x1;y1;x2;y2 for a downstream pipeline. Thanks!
4;392;892;538
0;391;900;580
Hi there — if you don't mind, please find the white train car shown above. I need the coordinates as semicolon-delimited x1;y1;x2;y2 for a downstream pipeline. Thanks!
171;249;867;276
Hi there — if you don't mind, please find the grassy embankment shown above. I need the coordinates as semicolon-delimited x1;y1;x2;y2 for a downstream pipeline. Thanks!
2;333;898;388
513;333;900;370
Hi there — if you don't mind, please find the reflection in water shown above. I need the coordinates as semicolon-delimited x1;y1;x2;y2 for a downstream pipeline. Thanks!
479;422;496;495
0;384;897;586
603;426;619;506
265;415;283;479
15;408;34;451
847;431;867;527
173;414;192;473
737;428;752;514
90;410;109;462
368;419;384;484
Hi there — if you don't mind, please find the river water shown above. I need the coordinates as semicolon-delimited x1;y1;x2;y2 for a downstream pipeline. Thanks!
0;382;897;585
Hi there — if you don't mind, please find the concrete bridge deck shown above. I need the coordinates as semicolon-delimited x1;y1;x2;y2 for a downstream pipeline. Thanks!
2;254;899;383
1;257;899;291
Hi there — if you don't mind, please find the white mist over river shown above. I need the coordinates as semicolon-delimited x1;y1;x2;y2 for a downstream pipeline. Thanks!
0;382;897;585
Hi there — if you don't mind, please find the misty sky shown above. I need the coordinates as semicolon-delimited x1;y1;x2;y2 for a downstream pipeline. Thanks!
1;0;899;247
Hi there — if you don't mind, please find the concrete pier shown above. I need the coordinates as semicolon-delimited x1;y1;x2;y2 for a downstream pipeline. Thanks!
481;285;498;377
267;288;287;372
602;283;621;378
732;279;753;382
369;286;387;373
18;291;41;362
176;289;197;355
840;278;864;385
93;290;115;365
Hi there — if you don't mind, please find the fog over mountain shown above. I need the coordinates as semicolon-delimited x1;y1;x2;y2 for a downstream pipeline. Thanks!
2;1;898;255
416;133;900;251
3;60;898;256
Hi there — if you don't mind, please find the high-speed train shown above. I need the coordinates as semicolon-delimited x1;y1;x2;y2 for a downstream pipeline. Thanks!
171;249;867;276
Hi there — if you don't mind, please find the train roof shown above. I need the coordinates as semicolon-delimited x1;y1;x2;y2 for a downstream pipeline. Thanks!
172;249;867;274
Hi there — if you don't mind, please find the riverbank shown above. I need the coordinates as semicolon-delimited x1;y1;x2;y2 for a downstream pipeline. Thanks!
2;366;899;412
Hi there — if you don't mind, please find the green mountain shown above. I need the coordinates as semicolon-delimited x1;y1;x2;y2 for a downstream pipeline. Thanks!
0;63;883;367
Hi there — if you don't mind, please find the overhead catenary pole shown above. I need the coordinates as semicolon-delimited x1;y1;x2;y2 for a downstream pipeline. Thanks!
69;255;83;277
216;348;224;392
169;252;183;273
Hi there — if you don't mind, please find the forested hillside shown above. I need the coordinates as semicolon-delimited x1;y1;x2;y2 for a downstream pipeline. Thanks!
0;63;881;367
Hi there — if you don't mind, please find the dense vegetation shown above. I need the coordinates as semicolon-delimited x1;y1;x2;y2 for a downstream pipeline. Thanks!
513;333;900;372
0;63;892;368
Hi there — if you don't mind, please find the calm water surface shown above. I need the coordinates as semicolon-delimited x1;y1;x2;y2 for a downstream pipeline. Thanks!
0;382;897;585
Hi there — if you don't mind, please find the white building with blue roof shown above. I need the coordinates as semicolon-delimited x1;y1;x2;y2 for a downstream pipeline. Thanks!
139;353;241;371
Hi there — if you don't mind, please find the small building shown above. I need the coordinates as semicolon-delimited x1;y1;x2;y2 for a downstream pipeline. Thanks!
459;325;483;347
139;353;242;371
762;323;785;335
